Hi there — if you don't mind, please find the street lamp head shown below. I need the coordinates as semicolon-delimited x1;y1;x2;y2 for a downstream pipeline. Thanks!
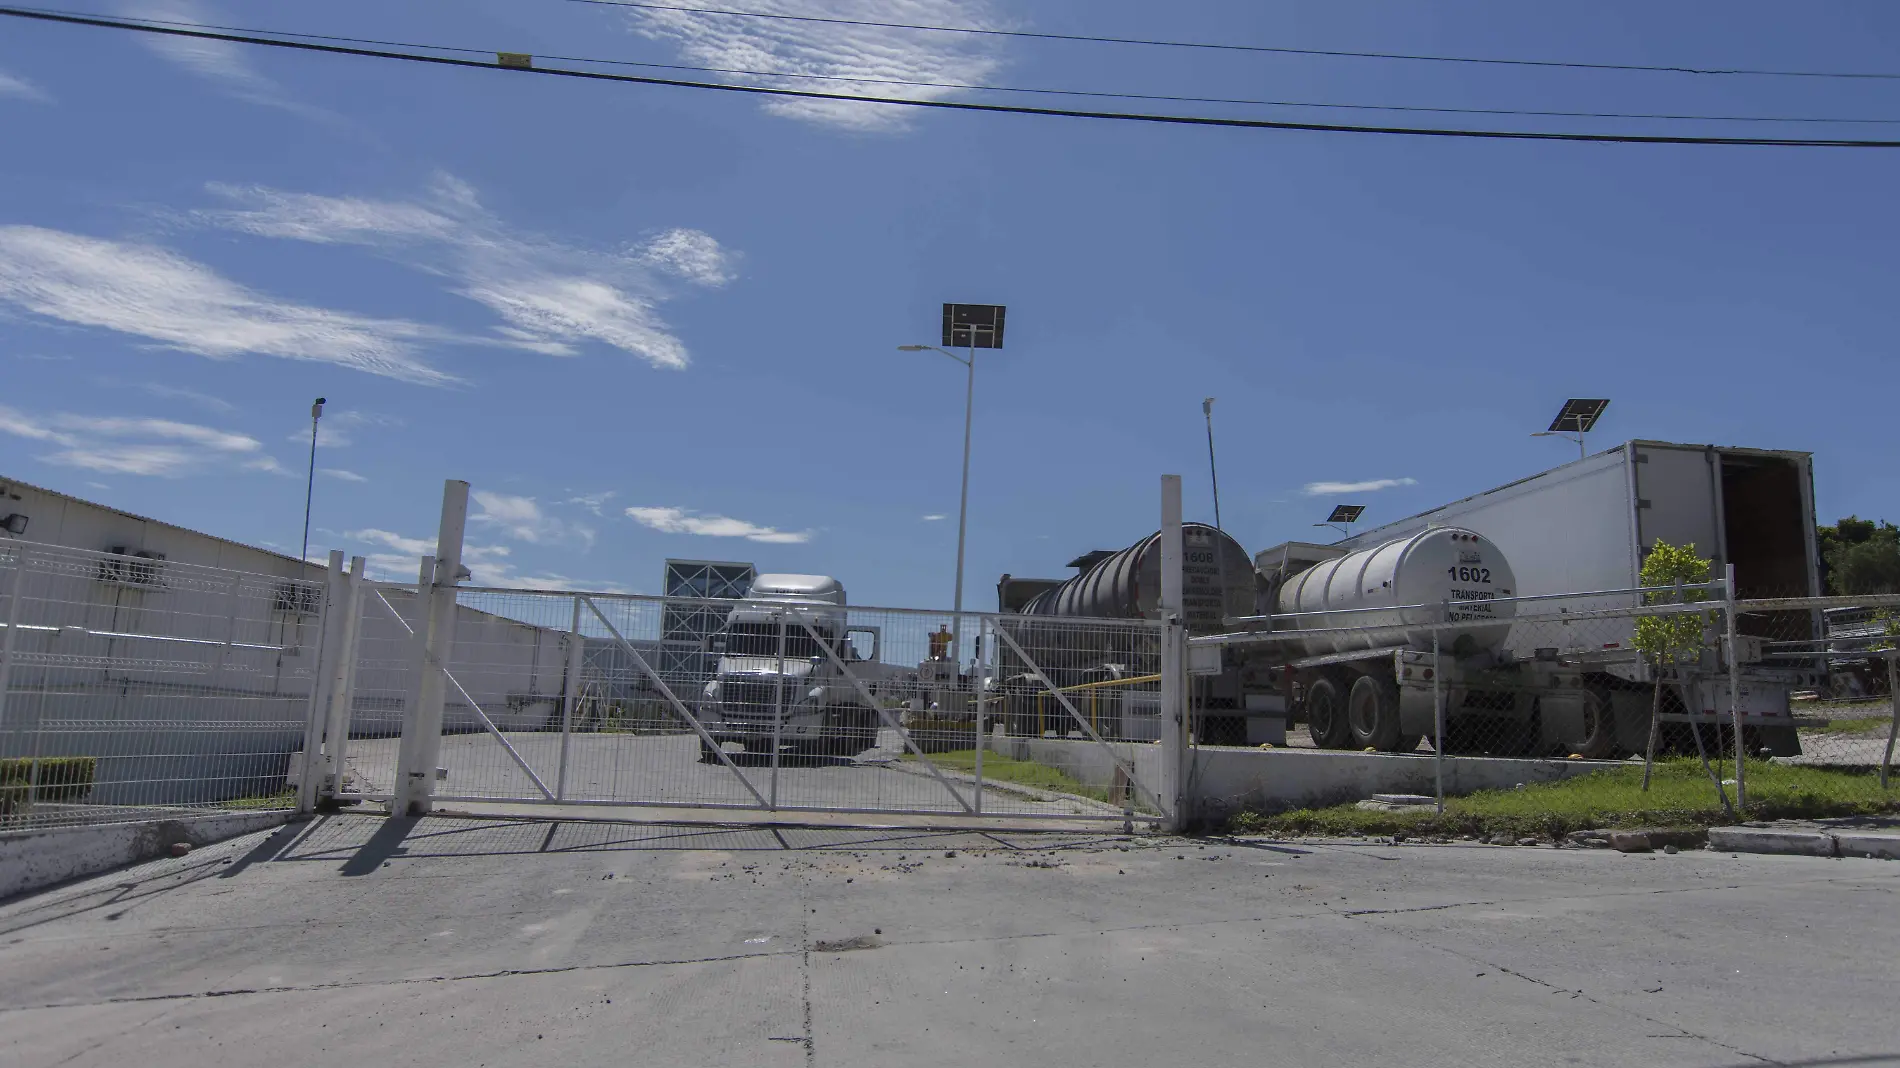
896;345;930;352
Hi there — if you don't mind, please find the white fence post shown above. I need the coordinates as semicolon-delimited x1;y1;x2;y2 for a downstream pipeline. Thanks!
556;594;583;801
320;555;366;801
1725;564;1746;811
974;616;988;815
393;480;470;817
1158;474;1186;834
295;551;345;813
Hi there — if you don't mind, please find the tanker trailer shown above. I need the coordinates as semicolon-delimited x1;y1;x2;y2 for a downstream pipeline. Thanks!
1256;527;1616;757
999;523;1285;746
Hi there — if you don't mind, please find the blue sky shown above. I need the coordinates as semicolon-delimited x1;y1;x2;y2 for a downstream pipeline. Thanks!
2;1;1897;606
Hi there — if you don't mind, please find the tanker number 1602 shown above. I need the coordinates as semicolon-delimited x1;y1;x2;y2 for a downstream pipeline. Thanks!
1448;566;1491;583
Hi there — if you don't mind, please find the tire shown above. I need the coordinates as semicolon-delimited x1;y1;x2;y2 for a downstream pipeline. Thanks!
1347;673;1403;752
819;708;878;758
1569;689;1617;760
1305;676;1351;750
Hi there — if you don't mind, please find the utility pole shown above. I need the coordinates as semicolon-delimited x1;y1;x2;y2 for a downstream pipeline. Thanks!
1203;397;1222;530
301;397;326;565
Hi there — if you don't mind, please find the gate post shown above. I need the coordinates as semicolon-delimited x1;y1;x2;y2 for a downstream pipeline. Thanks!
1157;474;1187;834
295;551;345;813
394;480;470;816
319;555;367;802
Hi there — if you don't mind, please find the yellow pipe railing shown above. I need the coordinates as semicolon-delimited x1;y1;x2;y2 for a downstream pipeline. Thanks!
1029;674;1163;737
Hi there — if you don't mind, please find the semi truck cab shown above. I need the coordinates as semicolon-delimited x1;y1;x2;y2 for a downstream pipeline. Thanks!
697;574;890;760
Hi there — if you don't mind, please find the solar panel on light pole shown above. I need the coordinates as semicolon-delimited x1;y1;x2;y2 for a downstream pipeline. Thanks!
1315;504;1366;537
1533;398;1610;461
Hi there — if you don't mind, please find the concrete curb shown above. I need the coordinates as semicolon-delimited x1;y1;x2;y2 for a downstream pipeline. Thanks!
1832;832;1900;861
1705;826;1900;859
0;810;295;901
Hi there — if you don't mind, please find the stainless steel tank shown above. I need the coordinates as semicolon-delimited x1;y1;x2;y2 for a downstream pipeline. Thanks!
1274;527;1517;655
1019;523;1253;635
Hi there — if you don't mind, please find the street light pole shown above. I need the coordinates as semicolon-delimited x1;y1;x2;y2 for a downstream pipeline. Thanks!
953;341;975;666
301;397;326;566
903;302;1005;673
898;344;977;667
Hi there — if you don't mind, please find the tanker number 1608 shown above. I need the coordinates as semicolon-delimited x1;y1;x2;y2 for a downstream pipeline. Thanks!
1448;566;1491;583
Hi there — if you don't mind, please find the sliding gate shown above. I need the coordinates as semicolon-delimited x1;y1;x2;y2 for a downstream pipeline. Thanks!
312;574;1176;826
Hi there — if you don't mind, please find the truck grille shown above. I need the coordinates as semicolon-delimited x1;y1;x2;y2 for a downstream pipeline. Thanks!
721;680;787;722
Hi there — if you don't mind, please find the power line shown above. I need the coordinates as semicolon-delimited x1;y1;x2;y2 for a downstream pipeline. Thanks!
48;5;1900;127
565;0;1900;82
7;6;1900;148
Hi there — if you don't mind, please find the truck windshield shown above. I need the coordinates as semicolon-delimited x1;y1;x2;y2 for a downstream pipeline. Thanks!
724;622;831;660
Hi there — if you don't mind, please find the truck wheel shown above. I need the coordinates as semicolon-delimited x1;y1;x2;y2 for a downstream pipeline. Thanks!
819;708;878;758
1347;674;1403;752
1570;689;1617;760
1305;677;1351;750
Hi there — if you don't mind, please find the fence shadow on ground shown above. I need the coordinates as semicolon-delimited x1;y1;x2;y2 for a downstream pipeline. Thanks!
283;813;1140;867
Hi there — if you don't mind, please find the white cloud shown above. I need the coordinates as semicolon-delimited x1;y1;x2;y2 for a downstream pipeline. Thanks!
473;490;595;548
0;403;280;477
321;468;368;482
140;382;234;412
1302;477;1418;496
565;490;618;516
626;505;812;544
347;528;435;557
0;70;50;103
638;229;736;287
921;514;946;521
343;527;619;590
0;226;455;385
290;409;401;449
124;0;336;122
623;0;1010;132
196;176;722;370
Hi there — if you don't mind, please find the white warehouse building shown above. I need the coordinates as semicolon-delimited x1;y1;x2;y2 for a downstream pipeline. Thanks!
0;477;578;805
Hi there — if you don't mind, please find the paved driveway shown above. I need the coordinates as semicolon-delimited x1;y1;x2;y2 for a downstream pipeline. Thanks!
5;814;1898;1067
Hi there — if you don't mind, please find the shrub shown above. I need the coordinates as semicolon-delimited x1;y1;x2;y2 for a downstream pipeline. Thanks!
0;756;98;815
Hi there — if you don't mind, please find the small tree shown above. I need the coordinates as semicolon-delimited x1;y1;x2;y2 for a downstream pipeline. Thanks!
1633;540;1713;792
1819;516;1900;596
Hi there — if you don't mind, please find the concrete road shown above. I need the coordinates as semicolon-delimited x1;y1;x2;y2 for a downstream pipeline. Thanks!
345;731;1122;818
5;813;1898;1068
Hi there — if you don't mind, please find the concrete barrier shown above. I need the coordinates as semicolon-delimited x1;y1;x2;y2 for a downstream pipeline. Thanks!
0;810;294;902
1707;827;1837;857
983;736;1615;816
1187;747;1616;816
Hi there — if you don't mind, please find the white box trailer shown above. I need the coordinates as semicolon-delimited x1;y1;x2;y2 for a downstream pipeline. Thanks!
1328;440;1822;754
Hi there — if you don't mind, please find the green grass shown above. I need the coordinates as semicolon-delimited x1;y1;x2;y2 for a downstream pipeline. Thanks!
1226;758;1900;841
906;749;1116;804
217;788;297;811
1799;714;1896;737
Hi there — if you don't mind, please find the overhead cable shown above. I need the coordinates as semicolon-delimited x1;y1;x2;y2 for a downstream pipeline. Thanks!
7;6;1900;148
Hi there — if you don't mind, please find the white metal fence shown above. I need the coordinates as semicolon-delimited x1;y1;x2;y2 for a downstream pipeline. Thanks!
316;577;1176;826
0;541;324;831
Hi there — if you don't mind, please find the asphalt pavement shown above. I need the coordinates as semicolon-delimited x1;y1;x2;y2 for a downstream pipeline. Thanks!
4;812;1898;1067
